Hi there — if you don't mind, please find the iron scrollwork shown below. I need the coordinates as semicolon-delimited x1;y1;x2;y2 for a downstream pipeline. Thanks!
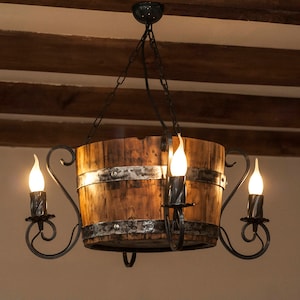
25;145;82;259
219;150;270;260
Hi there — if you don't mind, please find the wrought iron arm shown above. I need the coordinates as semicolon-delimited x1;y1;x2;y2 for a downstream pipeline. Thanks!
219;150;270;259
25;145;81;259
221;150;250;214
219;222;270;260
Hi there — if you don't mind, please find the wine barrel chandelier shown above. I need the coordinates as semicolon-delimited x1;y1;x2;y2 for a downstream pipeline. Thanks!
25;2;270;267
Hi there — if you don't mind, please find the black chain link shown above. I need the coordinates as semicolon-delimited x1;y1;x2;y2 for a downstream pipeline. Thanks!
141;24;168;132
147;26;181;135
85;23;181;144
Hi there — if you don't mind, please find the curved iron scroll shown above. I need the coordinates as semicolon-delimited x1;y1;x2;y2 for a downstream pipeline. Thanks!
25;145;82;259
123;252;137;268
164;207;185;251
219;150;270;259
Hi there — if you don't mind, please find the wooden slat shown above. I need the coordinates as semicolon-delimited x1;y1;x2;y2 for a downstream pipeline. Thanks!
0;82;299;129
1;0;300;24
1;31;300;86
0;119;299;156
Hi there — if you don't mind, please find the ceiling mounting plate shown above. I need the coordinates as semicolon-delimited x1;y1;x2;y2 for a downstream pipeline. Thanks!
132;2;164;25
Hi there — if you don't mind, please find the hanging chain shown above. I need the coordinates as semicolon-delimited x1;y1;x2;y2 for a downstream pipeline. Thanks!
85;23;182;144
141;24;168;132
85;28;149;144
147;26;181;135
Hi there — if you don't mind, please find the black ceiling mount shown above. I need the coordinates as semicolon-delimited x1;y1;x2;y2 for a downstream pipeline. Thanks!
132;2;164;25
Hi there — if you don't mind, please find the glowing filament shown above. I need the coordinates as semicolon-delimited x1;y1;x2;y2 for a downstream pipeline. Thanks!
170;134;187;176
248;158;264;195
29;154;45;192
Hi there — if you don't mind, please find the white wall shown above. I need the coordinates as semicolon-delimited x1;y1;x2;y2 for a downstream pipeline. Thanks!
0;146;299;300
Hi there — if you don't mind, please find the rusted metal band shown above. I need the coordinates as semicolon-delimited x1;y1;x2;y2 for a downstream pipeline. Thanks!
187;167;227;189
77;166;226;189
77;165;166;189
82;219;219;240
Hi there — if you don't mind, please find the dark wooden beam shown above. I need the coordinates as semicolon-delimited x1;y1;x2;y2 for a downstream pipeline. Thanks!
0;82;299;129
1;31;300;86
0;119;299;156
1;0;300;24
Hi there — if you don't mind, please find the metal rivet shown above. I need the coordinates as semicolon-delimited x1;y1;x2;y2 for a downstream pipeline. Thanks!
111;170;118;178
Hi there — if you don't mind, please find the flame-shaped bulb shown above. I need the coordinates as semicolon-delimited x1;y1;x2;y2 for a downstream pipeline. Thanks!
248;158;264;195
170;134;187;176
29;154;45;192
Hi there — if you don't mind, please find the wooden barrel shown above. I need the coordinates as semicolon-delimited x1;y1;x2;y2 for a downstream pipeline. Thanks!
76;136;225;252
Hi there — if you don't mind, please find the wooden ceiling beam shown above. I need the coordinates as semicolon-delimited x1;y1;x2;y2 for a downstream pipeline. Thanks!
1;30;300;86
0;119;299;157
1;0;300;25
0;82;299;129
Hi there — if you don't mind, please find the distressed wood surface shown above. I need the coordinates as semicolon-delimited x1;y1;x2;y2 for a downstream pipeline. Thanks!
76;137;166;224
1;31;300;86
76;136;224;250
1;82;299;129
1;119;299;156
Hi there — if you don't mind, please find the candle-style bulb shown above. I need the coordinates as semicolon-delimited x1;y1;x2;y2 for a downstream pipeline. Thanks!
170;134;187;176
248;158;264;195
29;154;45;192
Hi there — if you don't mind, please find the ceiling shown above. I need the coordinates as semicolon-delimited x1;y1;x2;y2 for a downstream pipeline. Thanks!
0;1;299;156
